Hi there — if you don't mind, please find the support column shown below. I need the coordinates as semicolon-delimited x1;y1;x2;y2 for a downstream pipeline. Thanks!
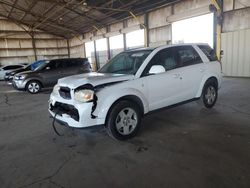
94;40;99;70
144;13;149;47
67;39;70;58
211;0;223;60
31;34;37;61
106;26;111;60
123;20;127;50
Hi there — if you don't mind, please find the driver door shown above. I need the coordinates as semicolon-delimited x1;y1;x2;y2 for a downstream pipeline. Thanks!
141;47;183;111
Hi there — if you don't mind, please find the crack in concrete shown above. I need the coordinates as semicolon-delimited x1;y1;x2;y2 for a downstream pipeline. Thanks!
4;94;11;106
17;156;72;188
49;179;67;188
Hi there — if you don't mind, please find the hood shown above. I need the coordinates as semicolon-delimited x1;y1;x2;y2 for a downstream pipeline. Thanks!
58;72;134;89
8;67;27;75
15;70;33;76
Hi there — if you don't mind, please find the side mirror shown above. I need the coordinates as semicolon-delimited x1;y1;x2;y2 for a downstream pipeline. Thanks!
46;66;50;70
220;50;224;56
149;65;165;75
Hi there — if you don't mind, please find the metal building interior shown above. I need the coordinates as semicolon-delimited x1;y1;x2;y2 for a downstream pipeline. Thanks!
0;0;250;187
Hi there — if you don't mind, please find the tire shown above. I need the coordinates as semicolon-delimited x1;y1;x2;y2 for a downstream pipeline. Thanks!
106;100;142;140
26;80;41;94
202;79;218;108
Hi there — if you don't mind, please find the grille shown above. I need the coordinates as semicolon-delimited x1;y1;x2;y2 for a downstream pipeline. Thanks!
50;102;79;121
59;87;71;99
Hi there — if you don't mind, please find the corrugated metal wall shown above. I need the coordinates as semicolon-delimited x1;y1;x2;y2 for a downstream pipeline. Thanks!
221;29;250;77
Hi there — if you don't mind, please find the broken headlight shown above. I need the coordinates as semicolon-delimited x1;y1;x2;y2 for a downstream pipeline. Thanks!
74;89;94;103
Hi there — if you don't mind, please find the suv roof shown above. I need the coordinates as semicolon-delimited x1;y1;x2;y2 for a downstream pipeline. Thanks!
124;43;211;53
50;58;88;62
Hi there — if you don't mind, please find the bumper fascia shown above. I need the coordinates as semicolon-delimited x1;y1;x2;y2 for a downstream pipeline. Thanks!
13;79;27;89
49;92;105;128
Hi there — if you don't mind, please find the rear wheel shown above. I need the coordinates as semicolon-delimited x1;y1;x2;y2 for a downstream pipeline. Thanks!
26;80;41;94
202;80;218;108
106;100;142;140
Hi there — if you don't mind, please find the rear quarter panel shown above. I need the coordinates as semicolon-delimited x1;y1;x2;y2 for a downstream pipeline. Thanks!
195;61;222;98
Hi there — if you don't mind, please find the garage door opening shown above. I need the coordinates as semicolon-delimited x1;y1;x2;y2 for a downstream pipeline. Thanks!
172;13;214;47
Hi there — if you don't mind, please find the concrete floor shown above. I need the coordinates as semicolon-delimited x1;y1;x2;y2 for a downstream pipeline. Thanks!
0;77;250;188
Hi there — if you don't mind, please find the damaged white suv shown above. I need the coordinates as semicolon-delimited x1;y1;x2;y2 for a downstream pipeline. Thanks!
49;44;221;140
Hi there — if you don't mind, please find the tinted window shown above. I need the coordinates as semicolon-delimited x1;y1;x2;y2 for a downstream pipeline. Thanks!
68;59;81;67
59;59;70;68
198;45;218;61
63;59;86;68
46;61;58;70
175;46;202;67
143;47;177;75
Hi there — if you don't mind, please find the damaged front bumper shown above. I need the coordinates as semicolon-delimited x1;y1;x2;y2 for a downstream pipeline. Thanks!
49;92;105;128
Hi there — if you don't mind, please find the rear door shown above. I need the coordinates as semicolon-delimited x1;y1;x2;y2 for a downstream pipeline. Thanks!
173;45;205;100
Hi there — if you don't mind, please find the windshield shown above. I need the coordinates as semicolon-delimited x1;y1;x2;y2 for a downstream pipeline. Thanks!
98;50;152;75
24;64;31;70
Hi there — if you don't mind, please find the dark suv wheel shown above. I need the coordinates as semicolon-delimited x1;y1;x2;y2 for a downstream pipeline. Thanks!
106;100;142;140
202;79;218;108
26;80;41;94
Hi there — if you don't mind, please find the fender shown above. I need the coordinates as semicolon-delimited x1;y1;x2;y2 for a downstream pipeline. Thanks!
94;87;149;120
22;77;44;87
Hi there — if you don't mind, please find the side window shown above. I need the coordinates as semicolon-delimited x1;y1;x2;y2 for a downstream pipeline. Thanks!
46;61;58;70
143;47;177;75
198;45;218;61
175;46;202;67
61;60;70;68
71;59;81;67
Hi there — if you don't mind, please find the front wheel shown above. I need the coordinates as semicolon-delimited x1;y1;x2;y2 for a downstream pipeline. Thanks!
26;80;41;94
202;80;218;108
106;100;142;140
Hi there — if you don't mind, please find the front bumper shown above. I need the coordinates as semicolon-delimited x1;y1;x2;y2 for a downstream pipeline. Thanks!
13;79;27;89
4;76;13;85
49;92;105;128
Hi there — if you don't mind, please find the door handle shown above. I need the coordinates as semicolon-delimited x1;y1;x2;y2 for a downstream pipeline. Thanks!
173;74;180;78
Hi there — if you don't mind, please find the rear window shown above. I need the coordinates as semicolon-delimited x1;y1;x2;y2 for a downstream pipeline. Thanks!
175;46;203;67
198;45;218;61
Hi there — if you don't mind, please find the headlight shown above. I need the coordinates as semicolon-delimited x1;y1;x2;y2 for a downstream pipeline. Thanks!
53;84;60;94
74;89;94;102
15;75;26;80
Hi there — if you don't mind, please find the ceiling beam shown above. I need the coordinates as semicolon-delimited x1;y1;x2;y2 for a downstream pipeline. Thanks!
7;0;18;18
19;0;37;21
0;0;81;36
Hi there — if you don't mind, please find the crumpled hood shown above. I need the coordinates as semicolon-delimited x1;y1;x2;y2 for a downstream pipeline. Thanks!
58;72;134;89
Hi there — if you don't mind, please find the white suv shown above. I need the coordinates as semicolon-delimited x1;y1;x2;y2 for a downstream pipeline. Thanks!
49;44;222;140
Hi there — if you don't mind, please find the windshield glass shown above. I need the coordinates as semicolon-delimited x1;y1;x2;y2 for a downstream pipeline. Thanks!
24;64;31;70
98;50;152;75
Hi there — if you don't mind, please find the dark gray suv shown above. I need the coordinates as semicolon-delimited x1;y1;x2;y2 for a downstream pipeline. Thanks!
13;58;91;94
